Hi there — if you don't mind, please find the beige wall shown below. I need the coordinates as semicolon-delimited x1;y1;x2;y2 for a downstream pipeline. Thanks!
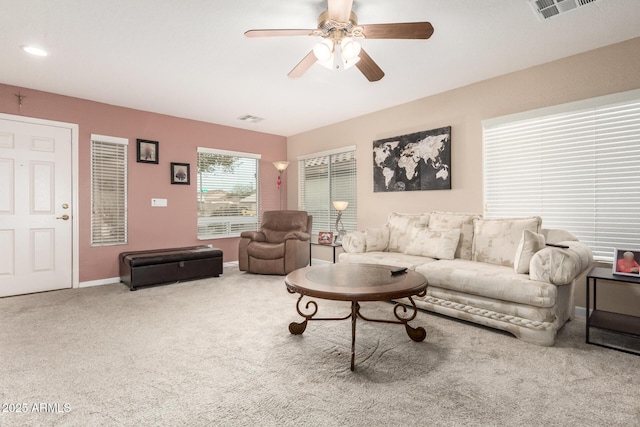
287;36;640;313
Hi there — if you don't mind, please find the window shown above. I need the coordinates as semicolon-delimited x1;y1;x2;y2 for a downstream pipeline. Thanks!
197;148;260;239
298;146;357;235
483;90;640;261
90;134;128;246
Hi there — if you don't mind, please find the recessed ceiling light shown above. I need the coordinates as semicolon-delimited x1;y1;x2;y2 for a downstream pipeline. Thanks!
22;45;48;57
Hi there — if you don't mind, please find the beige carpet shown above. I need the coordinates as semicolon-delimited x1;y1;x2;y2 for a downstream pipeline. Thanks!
1;265;639;427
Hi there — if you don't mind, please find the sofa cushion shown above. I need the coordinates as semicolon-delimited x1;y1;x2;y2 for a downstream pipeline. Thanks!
427;212;480;260
386;212;429;253
342;231;366;253
247;242;285;260
404;227;460;260
529;241;593;285
514;230;546;274
415;259;557;308
338;251;437;270
365;226;390;252
472;217;542;267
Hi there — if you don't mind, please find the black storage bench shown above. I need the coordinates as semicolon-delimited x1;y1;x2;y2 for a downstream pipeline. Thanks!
119;246;223;291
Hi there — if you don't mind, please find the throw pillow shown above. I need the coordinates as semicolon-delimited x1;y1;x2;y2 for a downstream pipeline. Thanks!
472;217;542;267
404;227;461;260
428;212;481;260
341;231;366;253
386;212;429;253
365;226;390;252
513;229;546;274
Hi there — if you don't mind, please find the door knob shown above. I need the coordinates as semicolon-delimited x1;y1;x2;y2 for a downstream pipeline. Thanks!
56;214;70;220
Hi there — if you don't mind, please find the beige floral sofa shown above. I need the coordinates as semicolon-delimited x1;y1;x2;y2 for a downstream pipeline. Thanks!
339;212;593;346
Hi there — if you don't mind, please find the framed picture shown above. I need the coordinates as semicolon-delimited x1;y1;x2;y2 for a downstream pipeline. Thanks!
136;139;159;164
373;126;451;192
318;231;334;245
170;162;190;185
612;249;640;277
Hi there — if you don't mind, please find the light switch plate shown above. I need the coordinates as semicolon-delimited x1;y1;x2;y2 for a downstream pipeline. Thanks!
151;198;167;207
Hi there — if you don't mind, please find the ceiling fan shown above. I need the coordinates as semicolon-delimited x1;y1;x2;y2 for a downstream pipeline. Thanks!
244;0;434;82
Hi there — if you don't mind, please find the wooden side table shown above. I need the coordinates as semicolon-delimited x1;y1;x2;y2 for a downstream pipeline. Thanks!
309;242;343;265
585;267;640;355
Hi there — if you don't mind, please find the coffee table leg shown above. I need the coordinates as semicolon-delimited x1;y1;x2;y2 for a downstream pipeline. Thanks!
287;292;425;370
288;293;352;336
351;301;359;371
394;296;427;342
356;295;427;343
288;294;318;335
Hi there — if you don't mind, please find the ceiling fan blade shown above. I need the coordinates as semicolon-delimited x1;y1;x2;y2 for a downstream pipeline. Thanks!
328;0;353;22
356;49;385;82
244;29;315;38
361;22;434;39
288;51;317;78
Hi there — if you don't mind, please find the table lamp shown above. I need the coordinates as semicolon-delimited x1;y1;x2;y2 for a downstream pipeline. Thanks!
333;200;349;244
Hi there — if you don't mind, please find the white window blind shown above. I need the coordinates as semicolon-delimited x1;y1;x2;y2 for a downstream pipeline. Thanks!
90;135;128;246
483;91;640;261
197;147;260;239
298;146;357;235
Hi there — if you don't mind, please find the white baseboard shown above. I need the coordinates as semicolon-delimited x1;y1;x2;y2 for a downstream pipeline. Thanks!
78;264;237;288
574;306;588;317
79;277;120;288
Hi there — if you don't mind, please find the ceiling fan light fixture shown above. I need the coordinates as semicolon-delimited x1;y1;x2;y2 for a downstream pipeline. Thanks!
313;39;334;62
246;1;434;82
341;38;361;61
318;56;336;70
343;56;361;70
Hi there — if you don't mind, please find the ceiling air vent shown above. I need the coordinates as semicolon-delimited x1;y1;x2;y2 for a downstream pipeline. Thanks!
236;114;264;124
529;0;599;20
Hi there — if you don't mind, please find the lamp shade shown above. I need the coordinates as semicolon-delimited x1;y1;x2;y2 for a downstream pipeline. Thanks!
341;38;361;61
272;161;290;172
313;39;334;62
332;201;349;211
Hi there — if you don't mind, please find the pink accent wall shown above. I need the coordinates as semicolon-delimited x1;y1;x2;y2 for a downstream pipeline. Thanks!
0;83;287;282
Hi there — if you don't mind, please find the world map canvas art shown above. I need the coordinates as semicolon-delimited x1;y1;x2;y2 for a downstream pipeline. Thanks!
373;126;451;192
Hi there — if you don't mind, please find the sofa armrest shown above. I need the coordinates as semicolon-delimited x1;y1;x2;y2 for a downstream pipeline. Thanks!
342;231;366;253
240;231;266;242
284;231;310;241
529;241;593;285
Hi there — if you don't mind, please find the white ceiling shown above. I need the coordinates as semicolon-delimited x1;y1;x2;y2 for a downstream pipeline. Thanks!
2;0;640;137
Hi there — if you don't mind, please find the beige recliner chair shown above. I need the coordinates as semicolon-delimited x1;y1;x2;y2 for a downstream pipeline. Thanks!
239;210;312;275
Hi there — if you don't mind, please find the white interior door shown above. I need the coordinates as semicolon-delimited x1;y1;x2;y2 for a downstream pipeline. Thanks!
0;119;73;297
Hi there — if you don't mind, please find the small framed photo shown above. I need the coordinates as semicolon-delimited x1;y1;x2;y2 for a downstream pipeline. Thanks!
318;231;334;245
171;162;190;185
613;249;640;277
136;139;159;164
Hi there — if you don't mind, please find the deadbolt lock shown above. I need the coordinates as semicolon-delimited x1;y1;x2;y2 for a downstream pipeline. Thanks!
62;204;69;209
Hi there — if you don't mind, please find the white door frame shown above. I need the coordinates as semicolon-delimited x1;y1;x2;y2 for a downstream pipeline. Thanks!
0;113;80;288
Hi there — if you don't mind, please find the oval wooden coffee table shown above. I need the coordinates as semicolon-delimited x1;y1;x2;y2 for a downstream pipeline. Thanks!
285;263;427;371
